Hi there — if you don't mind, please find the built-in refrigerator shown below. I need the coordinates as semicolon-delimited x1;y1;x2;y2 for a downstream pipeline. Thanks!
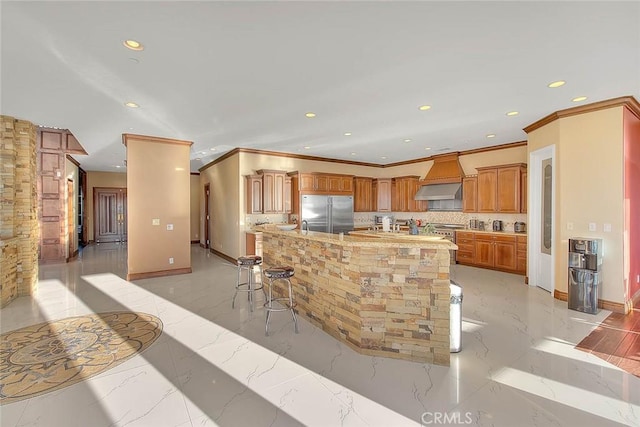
300;195;354;234
568;238;603;314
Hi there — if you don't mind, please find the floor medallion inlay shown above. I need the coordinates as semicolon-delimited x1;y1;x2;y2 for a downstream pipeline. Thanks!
0;311;163;404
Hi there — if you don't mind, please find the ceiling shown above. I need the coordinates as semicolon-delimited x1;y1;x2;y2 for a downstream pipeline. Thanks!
2;1;639;172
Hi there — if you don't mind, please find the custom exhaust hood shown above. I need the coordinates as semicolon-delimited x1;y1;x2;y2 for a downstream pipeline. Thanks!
414;153;465;201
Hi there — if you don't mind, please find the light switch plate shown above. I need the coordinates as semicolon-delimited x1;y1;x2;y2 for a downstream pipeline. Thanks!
167;224;174;231
152;218;160;226
588;222;596;231
604;223;612;232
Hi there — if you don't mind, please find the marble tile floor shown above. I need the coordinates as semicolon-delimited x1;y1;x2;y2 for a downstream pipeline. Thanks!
1;243;639;426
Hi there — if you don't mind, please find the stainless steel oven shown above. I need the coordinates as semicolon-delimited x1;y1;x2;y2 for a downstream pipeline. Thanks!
431;224;465;265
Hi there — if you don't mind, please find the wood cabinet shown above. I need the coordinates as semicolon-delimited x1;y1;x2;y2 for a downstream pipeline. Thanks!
455;231;524;275
393;176;426;212
284;176;292;213
354;177;373;212
462;176;477;212
520;171;527;213
516;235;527;274
297;172;354;194
258;169;285;213
246;232;263;257
373;178;392;212
245;175;263;214
476;163;526;213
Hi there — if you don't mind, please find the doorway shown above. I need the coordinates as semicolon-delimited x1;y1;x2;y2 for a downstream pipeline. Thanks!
204;183;210;249
94;187;127;243
529;145;556;293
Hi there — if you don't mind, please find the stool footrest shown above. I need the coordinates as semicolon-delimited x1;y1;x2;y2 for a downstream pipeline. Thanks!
264;298;297;312
235;282;264;291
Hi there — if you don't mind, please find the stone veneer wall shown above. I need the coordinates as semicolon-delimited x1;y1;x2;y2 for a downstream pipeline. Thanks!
0;116;38;307
262;233;450;365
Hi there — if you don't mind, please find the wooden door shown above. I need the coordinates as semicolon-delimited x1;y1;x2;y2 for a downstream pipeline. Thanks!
477;169;497;212
94;188;127;243
374;179;392;212
462;176;477;212
497;166;521;212
474;240;494;267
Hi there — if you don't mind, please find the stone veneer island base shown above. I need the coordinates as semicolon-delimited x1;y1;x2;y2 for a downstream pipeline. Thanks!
258;228;456;366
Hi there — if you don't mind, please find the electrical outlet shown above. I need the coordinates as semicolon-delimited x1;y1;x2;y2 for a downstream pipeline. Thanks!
166;224;174;231
588;222;596;232
169;257;174;265
603;223;612;232
152;218;160;226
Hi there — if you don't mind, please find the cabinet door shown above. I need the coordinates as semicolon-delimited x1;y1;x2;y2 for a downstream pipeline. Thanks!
299;174;315;191
273;172;285;213
520;171;527;213
374;179;392;212
497;166;521;213
354;177;372;212
340;176;354;192
462;176;477;212
315;175;329;192
262;172;275;213
245;175;262;214
474;240;494;267
409;178;426;212
477;169;497;212
284;177;292;213
494;241;517;270
327;175;342;192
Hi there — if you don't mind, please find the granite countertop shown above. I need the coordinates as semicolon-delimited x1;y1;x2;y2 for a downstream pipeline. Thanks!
255;227;457;249
456;229;527;237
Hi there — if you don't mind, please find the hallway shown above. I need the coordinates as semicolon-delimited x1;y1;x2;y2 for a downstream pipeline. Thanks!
1;244;638;426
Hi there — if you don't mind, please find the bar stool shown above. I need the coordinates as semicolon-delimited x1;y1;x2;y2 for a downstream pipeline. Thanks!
263;266;298;336
232;255;265;312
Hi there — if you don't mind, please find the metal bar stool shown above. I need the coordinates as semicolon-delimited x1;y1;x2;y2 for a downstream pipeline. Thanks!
232;255;265;312
263;266;298;336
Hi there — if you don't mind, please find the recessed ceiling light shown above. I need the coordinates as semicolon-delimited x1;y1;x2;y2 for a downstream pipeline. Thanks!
195;158;201;161
572;96;588;102
305;112;316;118
123;40;144;51
115;165;121;168
486;134;496;138
424;147;431;151
124;102;139;108
344;132;352;136
506;111;519;116
548;80;566;88
381;156;387;159
210;148;216;151
418;105;432;111
350;152;356;155
304;146;311;150
403;139;411;143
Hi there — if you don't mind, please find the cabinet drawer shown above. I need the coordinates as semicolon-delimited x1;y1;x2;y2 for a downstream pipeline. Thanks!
475;233;516;243
456;231;475;240
457;237;474;245
517;242;527;252
457;242;474;252
456;251;475;262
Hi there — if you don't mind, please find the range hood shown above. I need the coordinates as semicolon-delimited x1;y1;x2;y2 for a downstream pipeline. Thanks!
414;182;462;201
414;153;466;201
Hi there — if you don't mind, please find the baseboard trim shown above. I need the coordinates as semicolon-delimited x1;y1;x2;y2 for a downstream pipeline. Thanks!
199;243;206;248
191;240;200;244
127;267;192;281
554;289;627;314
209;248;235;264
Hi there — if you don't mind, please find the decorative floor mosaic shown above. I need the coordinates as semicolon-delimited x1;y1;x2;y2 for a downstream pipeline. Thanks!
0;312;162;404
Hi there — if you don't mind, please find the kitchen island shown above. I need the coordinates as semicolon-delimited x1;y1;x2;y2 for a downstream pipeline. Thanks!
257;227;457;366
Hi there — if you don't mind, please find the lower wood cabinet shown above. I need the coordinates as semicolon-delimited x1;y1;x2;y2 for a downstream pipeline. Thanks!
456;231;525;275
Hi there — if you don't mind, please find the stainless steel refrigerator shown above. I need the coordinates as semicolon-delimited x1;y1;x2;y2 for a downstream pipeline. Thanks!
300;195;354;234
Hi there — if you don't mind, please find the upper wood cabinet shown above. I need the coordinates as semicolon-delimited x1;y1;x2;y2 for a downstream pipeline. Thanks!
373;178;392;212
354;177;373;212
476;163;526;213
296;172;354;194
462;176;477;212
284;175;292;214
245;174;263;214
258;169;285;213
392;176;426;212
520;171;527;213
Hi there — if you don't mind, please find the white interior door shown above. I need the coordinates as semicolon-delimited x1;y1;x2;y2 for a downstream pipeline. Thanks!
529;146;555;293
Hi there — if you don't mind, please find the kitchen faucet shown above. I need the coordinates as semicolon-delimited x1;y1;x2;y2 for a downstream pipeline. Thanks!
301;220;308;231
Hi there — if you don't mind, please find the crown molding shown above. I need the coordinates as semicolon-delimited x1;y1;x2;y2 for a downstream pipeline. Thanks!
122;133;193;147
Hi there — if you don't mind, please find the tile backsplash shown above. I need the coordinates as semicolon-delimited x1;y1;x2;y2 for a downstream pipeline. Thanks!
354;211;527;232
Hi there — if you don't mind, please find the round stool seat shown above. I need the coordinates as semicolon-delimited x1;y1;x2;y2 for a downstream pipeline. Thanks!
237;255;262;266
264;266;294;280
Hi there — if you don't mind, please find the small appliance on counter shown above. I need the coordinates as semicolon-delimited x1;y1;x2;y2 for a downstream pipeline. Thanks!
492;220;503;232
469;218;478;230
514;222;526;233
477;221;485;231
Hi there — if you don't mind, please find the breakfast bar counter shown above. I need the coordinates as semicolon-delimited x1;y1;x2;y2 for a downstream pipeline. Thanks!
256;227;457;366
